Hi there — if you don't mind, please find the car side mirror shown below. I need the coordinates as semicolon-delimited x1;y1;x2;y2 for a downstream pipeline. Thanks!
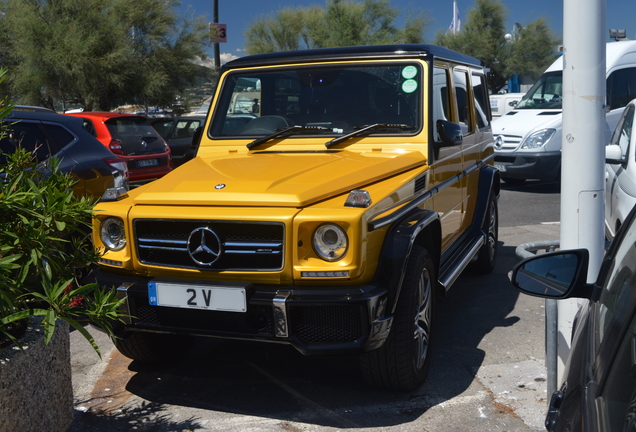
436;120;463;147
510;249;594;300
606;144;625;165
190;126;203;154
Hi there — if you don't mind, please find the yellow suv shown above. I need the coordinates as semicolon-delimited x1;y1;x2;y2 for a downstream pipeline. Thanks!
88;45;499;390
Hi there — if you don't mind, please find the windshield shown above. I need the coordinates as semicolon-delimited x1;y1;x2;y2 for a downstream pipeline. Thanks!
210;63;422;138
515;71;563;110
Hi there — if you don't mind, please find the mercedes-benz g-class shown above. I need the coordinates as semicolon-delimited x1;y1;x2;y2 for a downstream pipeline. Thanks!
88;44;499;390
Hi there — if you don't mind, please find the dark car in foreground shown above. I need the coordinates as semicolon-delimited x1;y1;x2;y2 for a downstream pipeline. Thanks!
510;206;636;431
0;108;128;200
66;111;172;185
149;115;206;167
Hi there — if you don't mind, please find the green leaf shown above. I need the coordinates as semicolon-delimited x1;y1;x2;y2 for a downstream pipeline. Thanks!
63;317;102;358
42;308;57;345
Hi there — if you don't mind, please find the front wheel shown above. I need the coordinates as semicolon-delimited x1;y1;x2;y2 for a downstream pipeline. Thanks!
360;245;435;391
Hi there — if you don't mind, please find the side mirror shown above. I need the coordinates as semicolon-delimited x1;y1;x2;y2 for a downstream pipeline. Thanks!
186;126;204;160
436;120;463;147
510;249;594;300
606;144;625;165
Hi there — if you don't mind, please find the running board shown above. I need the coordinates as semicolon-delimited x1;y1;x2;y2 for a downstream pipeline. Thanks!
438;233;486;290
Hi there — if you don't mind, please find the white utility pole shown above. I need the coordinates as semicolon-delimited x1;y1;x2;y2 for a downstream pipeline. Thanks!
559;0;606;382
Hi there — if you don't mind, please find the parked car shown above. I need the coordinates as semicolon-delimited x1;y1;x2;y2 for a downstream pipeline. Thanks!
510;204;636;431
65;112;172;185
149;115;206;167
605;98;636;240
86;44;500;391
493;40;636;184
0;107;128;200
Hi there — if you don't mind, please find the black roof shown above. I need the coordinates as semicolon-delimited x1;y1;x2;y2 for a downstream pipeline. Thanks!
223;44;483;71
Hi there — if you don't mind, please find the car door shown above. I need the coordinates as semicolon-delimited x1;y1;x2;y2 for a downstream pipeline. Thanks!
590;211;636;431
430;64;464;249
605;103;636;237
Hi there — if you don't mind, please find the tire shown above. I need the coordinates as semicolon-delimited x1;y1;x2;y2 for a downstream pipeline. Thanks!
469;193;498;275
360;245;435;391
114;331;193;362
501;176;525;186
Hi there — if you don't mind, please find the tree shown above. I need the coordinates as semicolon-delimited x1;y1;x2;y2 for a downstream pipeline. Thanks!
245;0;430;54
435;0;560;92
0;0;213;111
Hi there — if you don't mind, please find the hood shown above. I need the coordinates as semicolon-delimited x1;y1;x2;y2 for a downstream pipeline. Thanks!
492;109;562;136
131;149;425;207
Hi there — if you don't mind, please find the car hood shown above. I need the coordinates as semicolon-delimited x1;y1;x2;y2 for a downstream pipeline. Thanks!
492;109;562;136
130;149;426;207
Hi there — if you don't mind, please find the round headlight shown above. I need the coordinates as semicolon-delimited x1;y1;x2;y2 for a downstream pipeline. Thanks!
100;217;126;251
313;224;348;261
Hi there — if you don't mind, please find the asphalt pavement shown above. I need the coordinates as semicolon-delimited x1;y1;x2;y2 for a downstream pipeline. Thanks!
66;218;560;432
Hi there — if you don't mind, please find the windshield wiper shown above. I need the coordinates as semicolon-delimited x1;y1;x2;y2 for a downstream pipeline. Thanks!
246;125;333;150
325;123;415;148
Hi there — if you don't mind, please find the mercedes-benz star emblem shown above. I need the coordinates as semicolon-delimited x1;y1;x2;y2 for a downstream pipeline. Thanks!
187;227;222;266
494;135;504;149
215;184;226;190
141;139;148;149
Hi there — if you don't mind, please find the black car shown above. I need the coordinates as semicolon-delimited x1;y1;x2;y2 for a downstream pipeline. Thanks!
0;108;129;200
149;115;206;167
510;206;636;431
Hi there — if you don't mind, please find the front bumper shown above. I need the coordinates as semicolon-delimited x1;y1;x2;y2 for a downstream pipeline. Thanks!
87;267;392;356
494;151;561;181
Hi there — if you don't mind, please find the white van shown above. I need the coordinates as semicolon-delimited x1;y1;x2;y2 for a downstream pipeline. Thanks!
489;92;524;117
492;40;636;184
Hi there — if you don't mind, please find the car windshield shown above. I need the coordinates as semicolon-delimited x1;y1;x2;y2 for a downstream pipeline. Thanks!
210;63;422;139
515;71;563;110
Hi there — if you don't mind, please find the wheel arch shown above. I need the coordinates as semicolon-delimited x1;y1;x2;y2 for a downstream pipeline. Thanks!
374;208;441;315
470;165;501;233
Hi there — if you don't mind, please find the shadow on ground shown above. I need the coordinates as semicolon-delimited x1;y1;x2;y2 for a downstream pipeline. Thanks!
67;241;527;431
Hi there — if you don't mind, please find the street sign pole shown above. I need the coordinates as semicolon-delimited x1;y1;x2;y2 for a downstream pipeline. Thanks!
213;0;220;71
558;0;606;384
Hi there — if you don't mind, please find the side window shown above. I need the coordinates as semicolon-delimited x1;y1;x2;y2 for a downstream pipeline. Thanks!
433;67;451;142
609;104;634;158
471;73;491;129
607;67;636;111
0;122;57;161
453;69;473;135
81;119;97;137
42;124;74;149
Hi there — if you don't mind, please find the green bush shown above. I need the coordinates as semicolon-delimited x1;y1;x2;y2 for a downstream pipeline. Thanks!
0;69;125;356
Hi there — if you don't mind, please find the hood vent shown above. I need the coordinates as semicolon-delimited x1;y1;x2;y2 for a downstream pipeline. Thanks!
538;111;562;115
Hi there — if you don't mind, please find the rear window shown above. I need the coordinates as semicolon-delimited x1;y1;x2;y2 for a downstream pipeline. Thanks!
105;117;159;141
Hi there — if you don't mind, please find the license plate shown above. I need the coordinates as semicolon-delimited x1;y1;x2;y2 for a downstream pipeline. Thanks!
148;282;247;312
494;164;506;172
138;159;158;167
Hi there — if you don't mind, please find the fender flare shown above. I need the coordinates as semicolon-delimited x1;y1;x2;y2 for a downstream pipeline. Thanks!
374;208;441;315
470;164;500;233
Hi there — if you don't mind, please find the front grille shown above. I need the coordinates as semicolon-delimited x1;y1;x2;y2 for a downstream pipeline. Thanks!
291;305;362;344
134;219;284;271
495;134;523;151
133;301;275;336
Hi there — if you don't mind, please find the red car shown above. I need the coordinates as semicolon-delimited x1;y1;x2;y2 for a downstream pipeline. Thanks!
66;112;172;184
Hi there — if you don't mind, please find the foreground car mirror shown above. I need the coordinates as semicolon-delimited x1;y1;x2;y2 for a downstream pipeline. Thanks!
510;249;594;299
436;120;463;147
605;144;625;165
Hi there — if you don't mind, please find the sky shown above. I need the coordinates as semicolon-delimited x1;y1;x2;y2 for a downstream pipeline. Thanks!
177;0;636;65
